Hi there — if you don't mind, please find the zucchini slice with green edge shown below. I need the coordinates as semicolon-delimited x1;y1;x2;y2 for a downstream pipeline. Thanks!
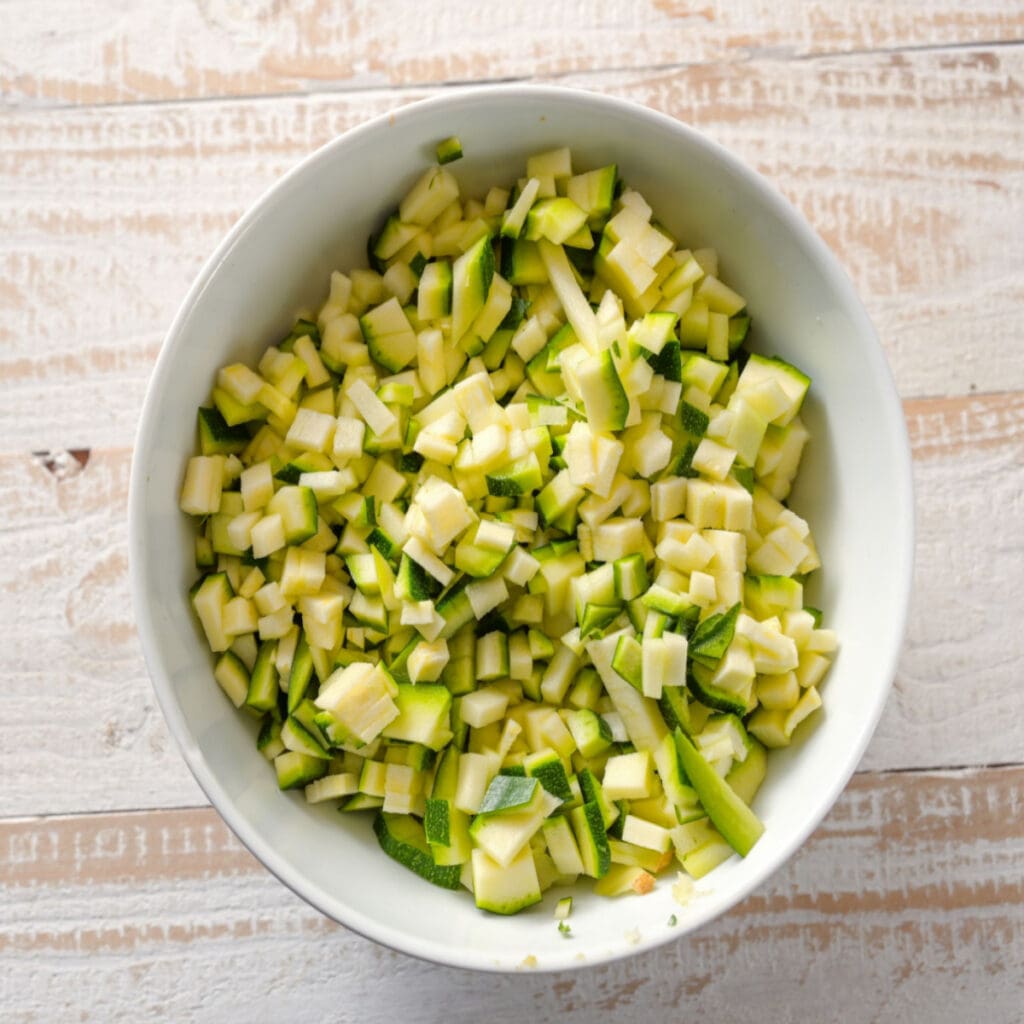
373;812;462;889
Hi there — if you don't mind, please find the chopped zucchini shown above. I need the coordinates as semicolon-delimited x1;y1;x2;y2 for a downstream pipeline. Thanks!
181;145;832;914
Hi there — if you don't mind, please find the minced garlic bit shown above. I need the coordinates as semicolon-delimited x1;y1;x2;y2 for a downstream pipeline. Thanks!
672;871;695;907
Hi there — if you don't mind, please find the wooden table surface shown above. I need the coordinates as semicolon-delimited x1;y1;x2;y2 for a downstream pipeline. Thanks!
3;2;1023;1020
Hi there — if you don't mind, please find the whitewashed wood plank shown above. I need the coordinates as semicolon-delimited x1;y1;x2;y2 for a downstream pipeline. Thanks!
0;449;205;815
2;767;1021;1022
2;0;1022;108
905;391;1024;458
864;392;1024;771
2;47;1023;449
6;0;1024;109
0;392;1019;816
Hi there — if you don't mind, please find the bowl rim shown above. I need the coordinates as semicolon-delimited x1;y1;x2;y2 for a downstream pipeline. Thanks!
128;82;915;973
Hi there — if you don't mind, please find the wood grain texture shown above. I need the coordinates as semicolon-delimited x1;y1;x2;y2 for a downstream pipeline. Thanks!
2;767;1022;1022
887;391;1024;772
898;422;1024;773
905;391;1024;458
0;449;205;816
2;0;1023;108
0;391;1019;817
1;5;1021;1019
2;46;1023;450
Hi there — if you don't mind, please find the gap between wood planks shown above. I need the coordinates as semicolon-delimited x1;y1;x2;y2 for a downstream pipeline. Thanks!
878;758;1024;775
3;37;1023;115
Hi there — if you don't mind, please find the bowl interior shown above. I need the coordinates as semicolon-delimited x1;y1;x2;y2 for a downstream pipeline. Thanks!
130;86;912;971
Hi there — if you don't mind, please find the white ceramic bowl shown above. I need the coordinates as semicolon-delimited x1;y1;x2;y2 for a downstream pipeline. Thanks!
129;85;913;971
